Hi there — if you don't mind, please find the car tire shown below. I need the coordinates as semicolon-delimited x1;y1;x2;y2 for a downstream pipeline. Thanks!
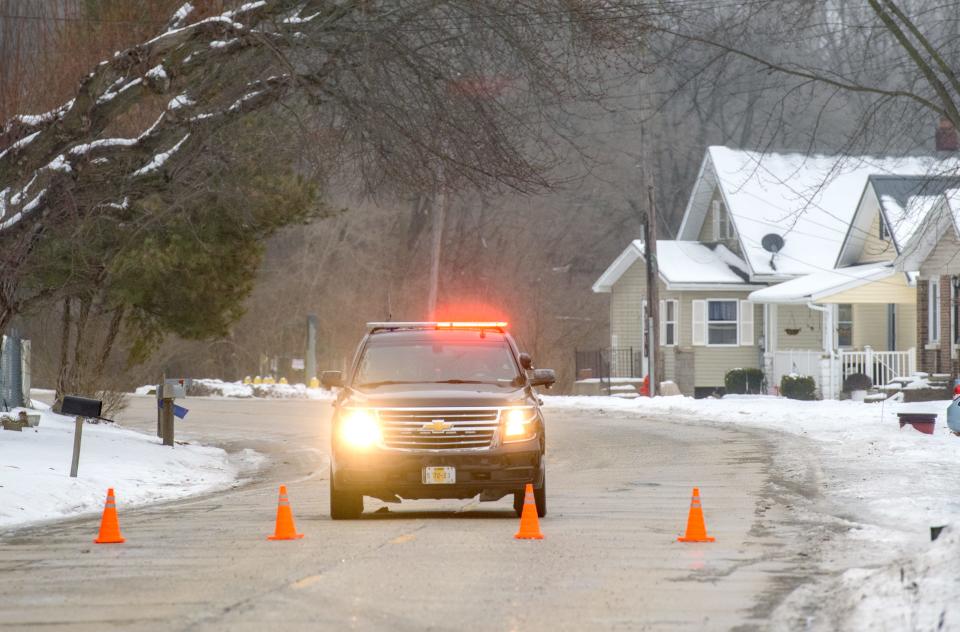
513;474;547;518
330;470;363;520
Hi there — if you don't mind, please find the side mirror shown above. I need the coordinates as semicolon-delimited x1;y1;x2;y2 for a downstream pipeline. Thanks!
529;368;556;388
519;352;533;370
320;370;344;389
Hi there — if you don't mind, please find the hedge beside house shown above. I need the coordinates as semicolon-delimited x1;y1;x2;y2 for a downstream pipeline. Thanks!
724;368;765;395
781;374;817;400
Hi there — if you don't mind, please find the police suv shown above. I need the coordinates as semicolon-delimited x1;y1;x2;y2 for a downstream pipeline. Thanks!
322;321;554;519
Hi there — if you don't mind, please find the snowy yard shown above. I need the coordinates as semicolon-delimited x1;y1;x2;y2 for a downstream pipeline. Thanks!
543;394;959;630
135;378;336;400
0;402;252;532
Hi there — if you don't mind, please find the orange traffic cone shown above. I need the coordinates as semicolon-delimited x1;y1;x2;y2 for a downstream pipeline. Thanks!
268;485;304;540
94;488;125;544
514;483;543;540
678;487;715;542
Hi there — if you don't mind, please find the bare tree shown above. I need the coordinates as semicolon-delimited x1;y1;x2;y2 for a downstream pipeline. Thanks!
0;0;648;342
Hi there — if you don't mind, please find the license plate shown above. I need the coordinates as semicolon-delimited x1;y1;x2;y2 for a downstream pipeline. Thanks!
422;466;456;484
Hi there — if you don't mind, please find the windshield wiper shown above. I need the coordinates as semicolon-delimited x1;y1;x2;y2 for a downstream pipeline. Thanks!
355;380;420;388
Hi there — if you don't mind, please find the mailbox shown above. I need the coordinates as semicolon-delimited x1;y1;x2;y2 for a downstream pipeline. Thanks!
61;395;103;419
161;383;186;399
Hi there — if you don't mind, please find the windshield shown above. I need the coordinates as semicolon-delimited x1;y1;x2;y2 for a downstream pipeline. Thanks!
354;334;521;387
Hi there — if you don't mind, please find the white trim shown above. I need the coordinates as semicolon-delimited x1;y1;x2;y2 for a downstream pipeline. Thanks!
677;153;712;239
660;299;678;346
592;241;644;293
666;283;765;292
739;300;754;346
929;276;941;343
711;199;721;241
692;300;706;346
952;278;957;348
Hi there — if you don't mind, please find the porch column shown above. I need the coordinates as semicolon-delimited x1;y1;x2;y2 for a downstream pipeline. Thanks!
767;304;779;353
764;304;778;395
939;276;952;375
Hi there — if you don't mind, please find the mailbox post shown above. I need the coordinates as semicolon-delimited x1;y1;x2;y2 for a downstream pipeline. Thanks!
161;386;174;446
70;416;83;478
61;395;103;478
159;379;187;447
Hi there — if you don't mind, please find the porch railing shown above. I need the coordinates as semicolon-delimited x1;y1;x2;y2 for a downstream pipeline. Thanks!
838;346;915;388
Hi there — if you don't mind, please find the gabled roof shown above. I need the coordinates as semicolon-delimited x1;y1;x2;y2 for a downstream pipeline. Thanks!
678;146;958;279
836;175;960;266
592;240;759;293
896;188;960;271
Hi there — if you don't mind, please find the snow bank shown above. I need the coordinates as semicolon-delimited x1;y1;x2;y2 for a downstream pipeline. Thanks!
135;379;335;400
0;404;241;531
543;395;959;532
827;526;959;631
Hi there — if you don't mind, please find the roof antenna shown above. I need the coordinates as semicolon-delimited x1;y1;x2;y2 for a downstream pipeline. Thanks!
761;233;785;271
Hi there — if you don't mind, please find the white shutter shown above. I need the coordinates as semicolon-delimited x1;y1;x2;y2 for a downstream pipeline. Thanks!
711;200;720;241
739;300;754;346
692;300;706;346
659;300;666;346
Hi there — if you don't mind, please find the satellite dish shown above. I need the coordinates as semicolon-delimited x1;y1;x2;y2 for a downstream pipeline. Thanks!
761;233;785;253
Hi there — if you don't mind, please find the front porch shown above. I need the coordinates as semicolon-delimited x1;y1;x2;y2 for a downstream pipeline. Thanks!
766;347;916;399
751;262;918;398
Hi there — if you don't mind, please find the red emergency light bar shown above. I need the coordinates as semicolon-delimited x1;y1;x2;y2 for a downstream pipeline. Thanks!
367;321;508;332
435;321;508;329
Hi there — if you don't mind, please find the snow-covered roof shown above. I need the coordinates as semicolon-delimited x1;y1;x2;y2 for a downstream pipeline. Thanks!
593;240;758;293
748;262;898;303
678;146;960;279
895;188;960;271
873;175;960;250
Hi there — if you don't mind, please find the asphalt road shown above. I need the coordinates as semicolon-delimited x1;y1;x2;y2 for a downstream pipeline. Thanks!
0;397;813;631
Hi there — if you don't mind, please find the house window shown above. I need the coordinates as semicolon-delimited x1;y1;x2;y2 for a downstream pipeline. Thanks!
712;200;735;241
879;215;890;241
929;277;940;343
707;300;738;345
663;299;677;346
837;304;853;347
953;277;959;346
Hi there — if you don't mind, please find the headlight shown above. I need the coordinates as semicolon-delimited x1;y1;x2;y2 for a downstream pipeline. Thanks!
503;407;537;442
339;408;382;448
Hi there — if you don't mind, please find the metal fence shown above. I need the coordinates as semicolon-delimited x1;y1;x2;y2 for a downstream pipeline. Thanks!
0;332;25;409
574;348;646;392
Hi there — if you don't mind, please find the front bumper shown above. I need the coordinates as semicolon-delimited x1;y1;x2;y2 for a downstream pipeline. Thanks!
332;438;542;501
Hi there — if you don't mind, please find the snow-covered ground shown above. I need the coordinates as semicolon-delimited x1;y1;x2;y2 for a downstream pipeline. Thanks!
135;378;336;400
543;394;959;631
0;402;252;532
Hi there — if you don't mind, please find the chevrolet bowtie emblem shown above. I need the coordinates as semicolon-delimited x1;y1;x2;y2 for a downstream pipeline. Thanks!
425;419;452;432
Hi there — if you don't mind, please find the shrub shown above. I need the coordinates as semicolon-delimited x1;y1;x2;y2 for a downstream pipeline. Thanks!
781;374;817;400
842;372;873;392
724;368;765;395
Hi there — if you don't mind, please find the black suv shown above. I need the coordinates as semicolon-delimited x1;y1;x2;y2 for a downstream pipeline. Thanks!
322;322;555;520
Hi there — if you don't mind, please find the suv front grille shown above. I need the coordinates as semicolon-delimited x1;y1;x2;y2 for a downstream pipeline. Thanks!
378;408;500;450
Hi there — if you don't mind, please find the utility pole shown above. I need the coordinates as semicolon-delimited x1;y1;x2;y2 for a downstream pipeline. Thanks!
636;73;659;397
305;314;317;382
426;185;447;319
645;184;660;397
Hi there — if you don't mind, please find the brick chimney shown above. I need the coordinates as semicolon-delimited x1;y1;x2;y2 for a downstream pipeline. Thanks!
936;116;958;151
